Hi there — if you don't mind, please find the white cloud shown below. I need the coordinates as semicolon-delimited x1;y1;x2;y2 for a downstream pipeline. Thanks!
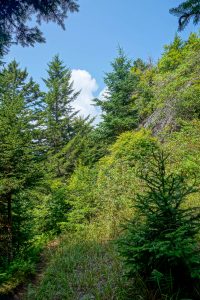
71;69;99;121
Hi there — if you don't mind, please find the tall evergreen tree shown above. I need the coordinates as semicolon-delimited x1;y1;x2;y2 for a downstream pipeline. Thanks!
94;49;139;143
0;61;43;266
44;55;79;153
43;55;79;176
170;0;200;31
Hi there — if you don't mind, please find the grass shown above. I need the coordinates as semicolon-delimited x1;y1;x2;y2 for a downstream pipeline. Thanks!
24;229;131;300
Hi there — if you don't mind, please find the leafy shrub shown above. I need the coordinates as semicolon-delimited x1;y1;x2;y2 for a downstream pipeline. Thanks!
34;180;69;235
63;165;98;231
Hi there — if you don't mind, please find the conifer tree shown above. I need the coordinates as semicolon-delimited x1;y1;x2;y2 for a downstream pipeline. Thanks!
94;49;139;143
158;35;184;72
54;116;94;175
43;55;79;155
0;61;43;266
40;57;95;233
118;150;200;298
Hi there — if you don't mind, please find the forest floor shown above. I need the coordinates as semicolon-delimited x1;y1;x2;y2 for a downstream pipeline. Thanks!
18;231;134;300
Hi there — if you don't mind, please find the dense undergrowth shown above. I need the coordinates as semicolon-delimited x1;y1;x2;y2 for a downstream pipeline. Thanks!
1;33;200;299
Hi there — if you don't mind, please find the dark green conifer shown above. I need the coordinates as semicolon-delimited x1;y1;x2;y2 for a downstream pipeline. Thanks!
94;49;140;143
0;61;43;266
118;150;200;298
43;55;79;156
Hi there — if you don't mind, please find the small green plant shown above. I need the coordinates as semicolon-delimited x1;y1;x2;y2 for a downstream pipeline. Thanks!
118;150;200;299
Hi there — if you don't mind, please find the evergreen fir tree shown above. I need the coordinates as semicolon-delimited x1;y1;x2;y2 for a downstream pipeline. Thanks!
43;55;79;156
54;116;94;175
118;150;200;298
0;61;43;267
94;49;140;143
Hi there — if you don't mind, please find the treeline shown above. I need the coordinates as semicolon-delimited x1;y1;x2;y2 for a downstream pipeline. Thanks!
0;56;93;283
0;33;200;298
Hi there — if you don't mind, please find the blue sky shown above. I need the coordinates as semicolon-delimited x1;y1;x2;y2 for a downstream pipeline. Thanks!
5;0;198;119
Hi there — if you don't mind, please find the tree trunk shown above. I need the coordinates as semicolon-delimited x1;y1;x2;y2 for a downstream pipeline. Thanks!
7;192;13;262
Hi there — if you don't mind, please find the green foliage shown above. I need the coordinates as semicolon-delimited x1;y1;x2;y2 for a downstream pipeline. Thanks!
118;150;200;299
34;180;69;235
0;246;42;294
131;61;155;121
94;48;141;143
57;129;157;236
158;35;184;72
78;127;110;164
43;55;79;156
1;32;200;299
0;61;44;268
170;0;200;31
64;165;98;230
158;34;200;120
138;33;200;133
107;129;157;163
164;120;200;177
92;129;158;237
0;0;79;55
53;116;95;175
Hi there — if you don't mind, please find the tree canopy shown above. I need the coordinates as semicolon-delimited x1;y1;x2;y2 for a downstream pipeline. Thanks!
0;0;79;56
170;0;200;30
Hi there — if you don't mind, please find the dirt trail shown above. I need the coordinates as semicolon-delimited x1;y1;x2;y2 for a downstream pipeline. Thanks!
1;239;60;300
